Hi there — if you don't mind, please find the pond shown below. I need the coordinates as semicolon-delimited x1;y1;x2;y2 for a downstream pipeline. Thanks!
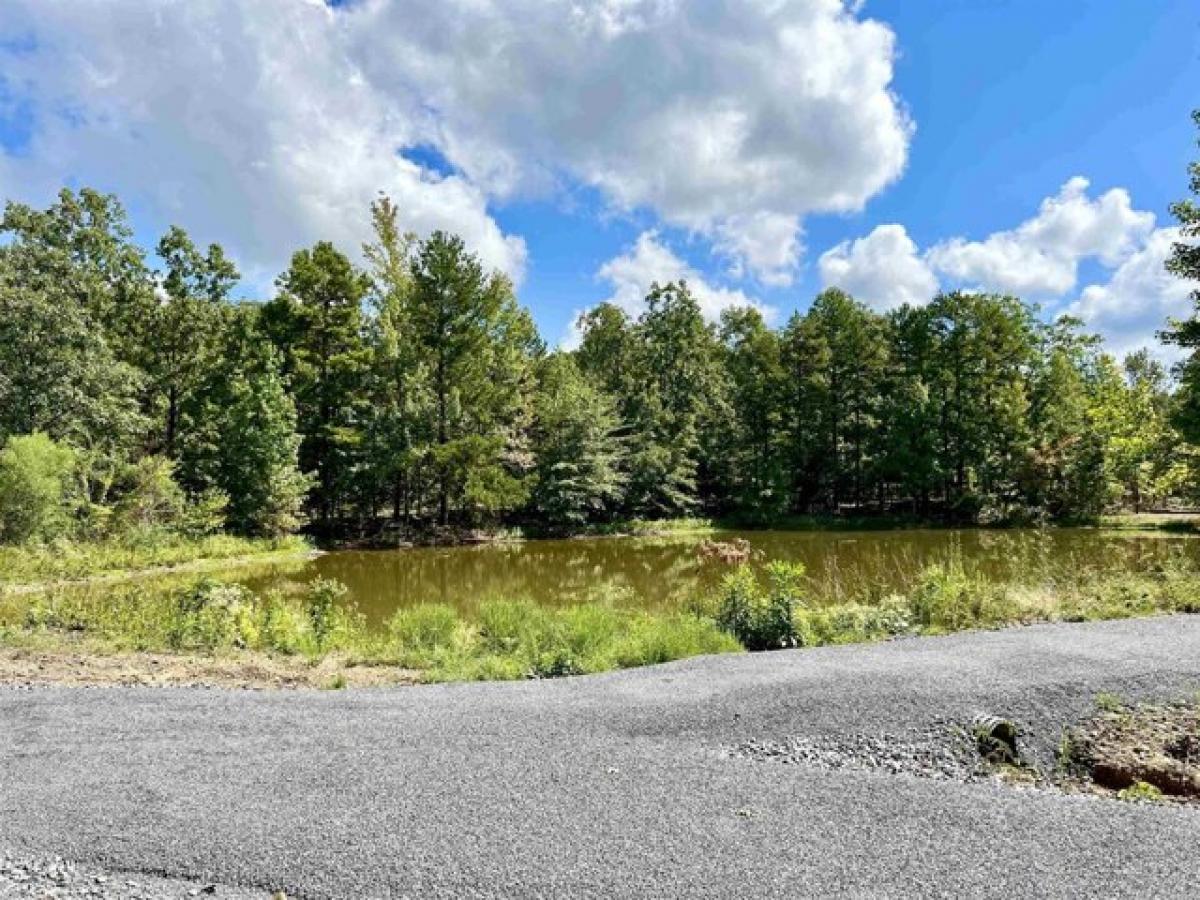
229;528;1200;625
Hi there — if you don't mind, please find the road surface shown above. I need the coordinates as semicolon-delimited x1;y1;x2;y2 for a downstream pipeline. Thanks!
3;616;1200;898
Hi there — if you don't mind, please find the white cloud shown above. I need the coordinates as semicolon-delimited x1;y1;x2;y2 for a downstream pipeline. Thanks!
345;0;910;284
818;223;937;310
715;213;804;287
1068;228;1195;359
560;228;772;348
0;0;911;289
817;180;1191;360
927;177;1155;296
597;230;773;322
0;0;527;290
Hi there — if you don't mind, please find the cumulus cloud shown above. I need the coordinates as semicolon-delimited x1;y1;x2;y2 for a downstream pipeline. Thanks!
817;179;1192;359
597;231;772;321
927;177;1155;297
345;0;910;284
818;223;937;310
1068;228;1195;358
561;229;773;349
0;0;911;289
0;0;527;289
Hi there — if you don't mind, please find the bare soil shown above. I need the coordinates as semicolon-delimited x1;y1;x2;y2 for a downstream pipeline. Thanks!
1061;699;1200;801
0;644;419;690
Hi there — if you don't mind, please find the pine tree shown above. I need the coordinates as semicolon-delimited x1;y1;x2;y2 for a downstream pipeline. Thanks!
530;354;627;529
267;242;370;526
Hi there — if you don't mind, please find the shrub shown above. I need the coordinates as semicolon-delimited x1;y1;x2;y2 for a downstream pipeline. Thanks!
111;456;187;536
305;578;356;651
259;590;310;655
713;562;805;650
1117;781;1164;803
0;433;77;544
793;596;912;647
180;488;230;538
169;579;259;651
908;560;1018;632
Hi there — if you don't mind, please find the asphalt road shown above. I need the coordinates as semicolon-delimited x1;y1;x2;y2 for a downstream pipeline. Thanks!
3;616;1200;899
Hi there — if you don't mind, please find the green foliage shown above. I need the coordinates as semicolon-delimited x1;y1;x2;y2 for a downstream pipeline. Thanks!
2;171;1196;546
1117;781;1164;803
0;193;147;468
0;533;309;586
169;580;261;651
0;433;77;543
908;560;1019;632
182;308;311;537
406;231;540;526
388;604;460;656
3;578;741;681
111;455;188;535
11;574;347;657
530;354;627;529
266;241;371;525
305;578;357;651
711;562;805;650
718;307;789;519
792;597;912;647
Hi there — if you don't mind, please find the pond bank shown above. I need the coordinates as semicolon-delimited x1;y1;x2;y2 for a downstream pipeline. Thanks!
0;536;316;594
4;558;1200;688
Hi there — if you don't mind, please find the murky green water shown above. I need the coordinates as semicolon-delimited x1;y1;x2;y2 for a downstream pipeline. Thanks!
228;528;1200;625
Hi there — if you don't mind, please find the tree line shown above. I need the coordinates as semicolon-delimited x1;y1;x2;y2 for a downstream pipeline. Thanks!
2;114;1198;543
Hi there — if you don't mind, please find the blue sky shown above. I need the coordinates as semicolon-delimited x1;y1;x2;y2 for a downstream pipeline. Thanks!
1;0;1197;355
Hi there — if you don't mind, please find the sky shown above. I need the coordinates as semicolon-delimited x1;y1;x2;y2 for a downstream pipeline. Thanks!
1;0;1197;357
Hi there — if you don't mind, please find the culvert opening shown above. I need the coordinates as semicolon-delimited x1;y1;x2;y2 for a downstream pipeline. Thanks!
972;714;1021;766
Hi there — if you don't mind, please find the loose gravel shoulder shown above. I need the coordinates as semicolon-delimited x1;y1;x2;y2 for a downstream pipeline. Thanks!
3;616;1200;898
0;851;271;899
727;719;989;781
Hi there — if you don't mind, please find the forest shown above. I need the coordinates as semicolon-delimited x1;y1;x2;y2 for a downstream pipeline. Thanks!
1;112;1199;548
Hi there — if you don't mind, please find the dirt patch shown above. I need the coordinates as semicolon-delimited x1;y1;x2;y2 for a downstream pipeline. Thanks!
1061;700;1200;801
730;702;1200;806
0;645;419;691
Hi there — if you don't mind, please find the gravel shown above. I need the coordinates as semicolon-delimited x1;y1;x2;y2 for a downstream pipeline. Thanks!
4;615;1200;898
0;851;270;899
727;718;989;781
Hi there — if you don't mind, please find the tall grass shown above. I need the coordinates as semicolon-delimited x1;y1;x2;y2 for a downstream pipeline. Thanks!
383;598;739;681
5;549;1200;685
5;577;361;657
0;578;741;682
703;553;1200;651
0;533;311;586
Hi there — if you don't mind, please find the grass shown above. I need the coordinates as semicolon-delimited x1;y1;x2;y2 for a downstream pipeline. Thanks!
1098;513;1200;533
383;599;740;682
697;553;1200;652
0;533;311;587
4;540;1200;687
0;578;741;683
581;517;718;538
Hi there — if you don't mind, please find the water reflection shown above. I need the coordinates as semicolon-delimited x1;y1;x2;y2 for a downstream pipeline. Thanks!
232;528;1200;624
